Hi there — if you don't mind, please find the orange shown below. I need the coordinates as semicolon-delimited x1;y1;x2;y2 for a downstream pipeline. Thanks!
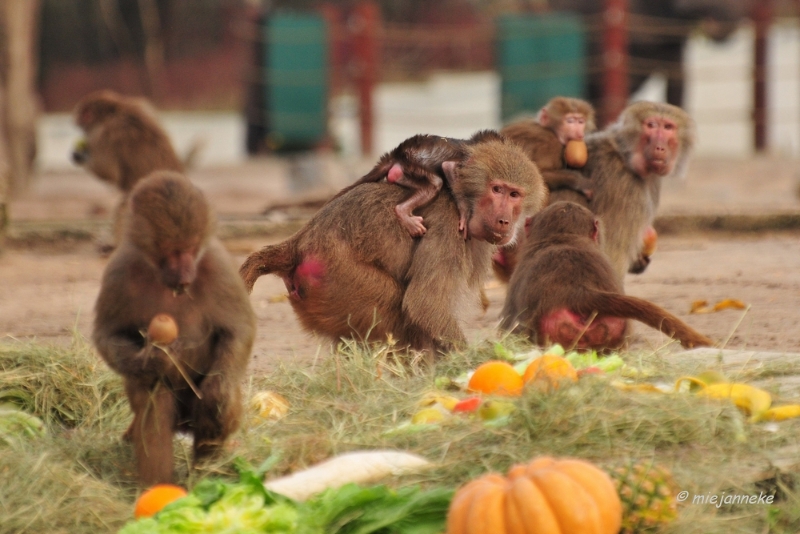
134;484;188;519
467;361;523;397
522;355;578;391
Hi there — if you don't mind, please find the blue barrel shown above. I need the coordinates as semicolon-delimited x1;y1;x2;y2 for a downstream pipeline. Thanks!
496;13;586;121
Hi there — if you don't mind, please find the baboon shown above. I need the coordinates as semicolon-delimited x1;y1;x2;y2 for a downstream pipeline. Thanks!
93;171;256;485
499;201;713;350
72;90;184;249
494;96;595;282
501;96;596;199
548;101;694;281
240;137;547;355
333;130;503;238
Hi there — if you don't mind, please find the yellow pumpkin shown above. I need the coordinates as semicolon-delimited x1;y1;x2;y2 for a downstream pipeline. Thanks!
446;456;622;534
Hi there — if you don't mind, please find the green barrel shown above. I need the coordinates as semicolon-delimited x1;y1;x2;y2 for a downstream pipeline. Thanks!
496;13;586;121
264;12;328;150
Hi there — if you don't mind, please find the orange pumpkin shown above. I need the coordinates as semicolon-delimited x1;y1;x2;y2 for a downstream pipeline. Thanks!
446;456;622;534
134;484;188;519
467;361;523;397
522;355;578;391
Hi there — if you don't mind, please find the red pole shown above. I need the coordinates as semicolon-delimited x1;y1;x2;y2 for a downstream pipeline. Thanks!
752;0;772;152
349;1;379;157
601;0;629;126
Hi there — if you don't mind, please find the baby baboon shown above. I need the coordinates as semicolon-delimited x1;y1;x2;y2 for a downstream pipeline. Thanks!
241;136;548;356
499;201;713;350
93;171;256;485
334;130;503;238
73;90;183;249
502;96;596;198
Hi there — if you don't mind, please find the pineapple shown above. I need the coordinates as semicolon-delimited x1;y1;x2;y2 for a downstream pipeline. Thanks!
609;461;679;533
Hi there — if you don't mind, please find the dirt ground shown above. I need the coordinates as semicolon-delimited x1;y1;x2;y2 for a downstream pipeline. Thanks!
2;158;800;374
2;230;800;375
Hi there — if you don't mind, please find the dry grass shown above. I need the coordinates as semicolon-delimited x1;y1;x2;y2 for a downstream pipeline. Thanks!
2;335;800;533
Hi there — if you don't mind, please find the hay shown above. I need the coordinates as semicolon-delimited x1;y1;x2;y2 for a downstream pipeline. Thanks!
2;335;800;533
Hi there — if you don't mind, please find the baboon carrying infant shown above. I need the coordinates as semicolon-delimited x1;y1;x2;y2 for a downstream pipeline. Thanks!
241;133;547;356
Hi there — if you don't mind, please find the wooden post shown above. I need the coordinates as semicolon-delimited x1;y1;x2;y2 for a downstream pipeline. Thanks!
1;0;40;195
752;0;772;152
601;0;628;126
349;1;379;157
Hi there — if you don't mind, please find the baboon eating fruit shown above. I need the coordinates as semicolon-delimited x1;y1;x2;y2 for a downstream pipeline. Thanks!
93;171;256;485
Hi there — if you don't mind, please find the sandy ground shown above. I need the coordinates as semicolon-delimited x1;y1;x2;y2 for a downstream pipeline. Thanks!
2;157;800;374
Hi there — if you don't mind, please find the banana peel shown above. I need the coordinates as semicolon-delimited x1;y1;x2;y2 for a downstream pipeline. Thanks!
752;404;800;422
676;376;772;422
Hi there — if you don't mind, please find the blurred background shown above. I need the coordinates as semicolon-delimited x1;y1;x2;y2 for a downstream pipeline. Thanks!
1;0;799;224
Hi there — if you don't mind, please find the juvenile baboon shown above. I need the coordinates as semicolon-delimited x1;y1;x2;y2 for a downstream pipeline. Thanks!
72;90;184;249
240;137;547;355
549;101;693;281
93;171;256;485
499;201;713;350
333;130;503;238
494;96;595;282
502;96;596;198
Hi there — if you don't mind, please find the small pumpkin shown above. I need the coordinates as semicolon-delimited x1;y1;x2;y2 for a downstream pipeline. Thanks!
446;456;622;534
522;355;578;391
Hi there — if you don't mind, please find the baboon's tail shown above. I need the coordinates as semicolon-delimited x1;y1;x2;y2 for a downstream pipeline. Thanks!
584;291;714;349
239;240;297;293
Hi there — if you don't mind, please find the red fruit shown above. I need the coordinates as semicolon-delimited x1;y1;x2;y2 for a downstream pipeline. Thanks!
453;397;482;413
577;366;603;378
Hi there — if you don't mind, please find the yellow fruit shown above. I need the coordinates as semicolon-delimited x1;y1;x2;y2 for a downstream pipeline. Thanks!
250;391;290;421
147;313;178;344
411;407;447;424
564;139;588;167
678;377;772;421
755;404;800;422
522;355;578;391
468;361;523;397
134;484;188;519
478;400;516;421
419;393;460;411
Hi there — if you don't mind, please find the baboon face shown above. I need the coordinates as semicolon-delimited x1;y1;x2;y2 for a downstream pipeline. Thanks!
468;179;527;245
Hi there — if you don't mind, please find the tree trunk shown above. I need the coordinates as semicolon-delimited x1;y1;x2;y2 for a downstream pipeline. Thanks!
1;0;40;195
0;0;40;252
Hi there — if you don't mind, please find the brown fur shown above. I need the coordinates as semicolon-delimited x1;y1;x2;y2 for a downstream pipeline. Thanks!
496;97;596;282
73;90;184;248
240;137;547;356
499;201;712;350
332;130;504;237
93;171;255;485
549;101;695;282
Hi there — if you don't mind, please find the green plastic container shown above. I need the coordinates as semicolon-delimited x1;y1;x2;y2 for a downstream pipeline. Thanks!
264;12;329;150
496;13;586;121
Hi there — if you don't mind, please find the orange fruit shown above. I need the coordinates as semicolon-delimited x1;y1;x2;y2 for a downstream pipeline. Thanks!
147;313;179;344
467;361;523;397
522;355;578;391
134;484;188;519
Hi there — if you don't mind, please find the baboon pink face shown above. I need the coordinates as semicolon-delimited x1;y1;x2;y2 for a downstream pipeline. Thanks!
639;115;679;176
469;180;526;245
